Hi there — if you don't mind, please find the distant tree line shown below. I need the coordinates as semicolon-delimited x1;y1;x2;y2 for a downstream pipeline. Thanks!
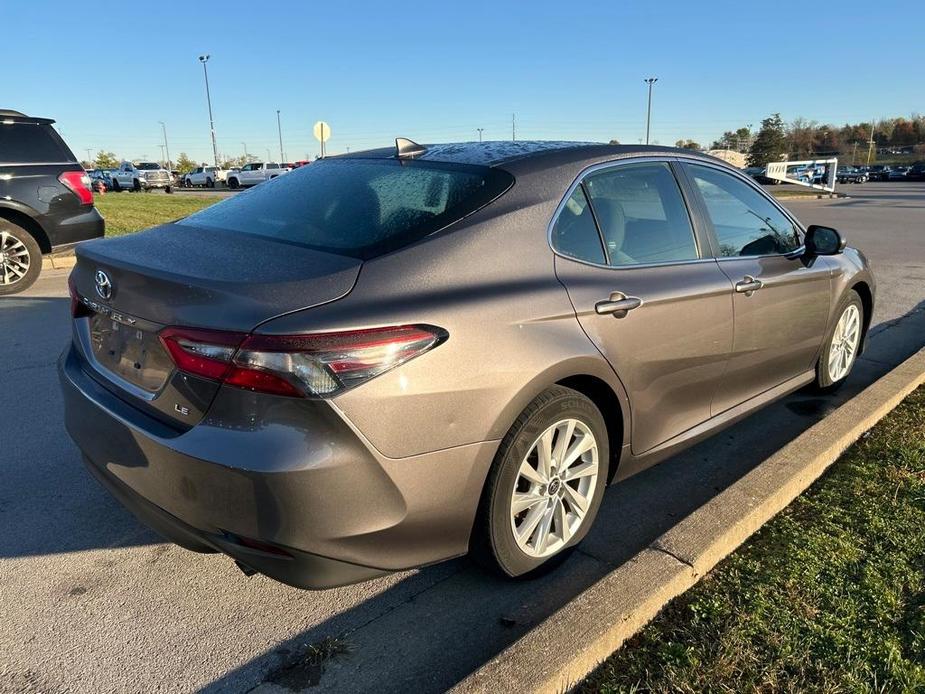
707;114;925;167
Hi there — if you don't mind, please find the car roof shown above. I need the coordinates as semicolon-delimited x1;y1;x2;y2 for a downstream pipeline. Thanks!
336;140;726;171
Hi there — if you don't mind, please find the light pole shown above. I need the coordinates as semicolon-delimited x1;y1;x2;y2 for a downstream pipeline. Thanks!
85;148;92;167
276;110;285;162
158;121;172;170
241;142;249;161
158;144;166;166
477;128;484;143
198;55;219;166
266;147;271;161
643;77;658;145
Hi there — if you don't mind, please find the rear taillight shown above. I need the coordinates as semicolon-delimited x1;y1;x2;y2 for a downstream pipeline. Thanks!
68;273;92;318
158;325;446;398
59;171;94;205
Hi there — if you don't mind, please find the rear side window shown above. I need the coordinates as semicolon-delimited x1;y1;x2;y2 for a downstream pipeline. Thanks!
178;158;514;259
684;164;801;257
551;186;605;264
583;162;699;266
0;123;75;164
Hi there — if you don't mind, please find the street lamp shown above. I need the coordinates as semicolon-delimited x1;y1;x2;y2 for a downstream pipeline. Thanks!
198;55;219;166
241;142;249;161
477;128;484;143
643;77;658;145
276;110;285;162
158;121;172;171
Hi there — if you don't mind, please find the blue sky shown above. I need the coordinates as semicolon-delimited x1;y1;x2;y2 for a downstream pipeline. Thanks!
8;1;923;163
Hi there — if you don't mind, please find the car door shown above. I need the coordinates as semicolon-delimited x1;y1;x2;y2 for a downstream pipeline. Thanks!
553;160;735;455
679;162;832;415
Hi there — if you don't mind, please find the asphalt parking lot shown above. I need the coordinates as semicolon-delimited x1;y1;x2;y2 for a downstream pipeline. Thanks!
1;182;924;693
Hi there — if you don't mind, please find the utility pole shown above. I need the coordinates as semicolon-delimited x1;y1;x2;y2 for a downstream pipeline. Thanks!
512;113;516;142
198;55;219;166
477;127;484;143
158;121;172;171
644;77;658;145
276;110;285;162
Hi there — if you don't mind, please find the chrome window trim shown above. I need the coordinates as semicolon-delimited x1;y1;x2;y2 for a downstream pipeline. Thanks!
547;156;709;271
678;157;808;260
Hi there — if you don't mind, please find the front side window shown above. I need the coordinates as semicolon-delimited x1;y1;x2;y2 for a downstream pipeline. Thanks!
582;162;699;266
551;186;605;264
685;164;801;257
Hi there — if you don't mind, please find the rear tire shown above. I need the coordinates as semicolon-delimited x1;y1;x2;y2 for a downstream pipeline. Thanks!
812;290;864;393
206;178;215;188
0;220;42;295
471;386;609;578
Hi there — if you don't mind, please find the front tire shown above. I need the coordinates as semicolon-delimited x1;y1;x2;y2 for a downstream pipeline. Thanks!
228;177;239;190
813;290;864;393
471;386;609;577
0;221;42;295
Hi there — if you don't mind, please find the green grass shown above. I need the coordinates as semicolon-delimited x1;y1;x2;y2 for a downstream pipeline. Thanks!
94;193;222;237
582;386;925;693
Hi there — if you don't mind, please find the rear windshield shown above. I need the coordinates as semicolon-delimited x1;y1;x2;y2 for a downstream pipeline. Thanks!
0;122;76;164
178;158;514;259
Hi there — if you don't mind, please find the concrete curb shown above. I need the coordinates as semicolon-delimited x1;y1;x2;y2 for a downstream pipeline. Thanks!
452;347;925;694
42;254;76;271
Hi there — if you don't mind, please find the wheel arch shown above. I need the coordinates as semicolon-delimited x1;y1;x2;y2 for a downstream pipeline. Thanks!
850;280;874;351
555;374;625;483
0;205;51;253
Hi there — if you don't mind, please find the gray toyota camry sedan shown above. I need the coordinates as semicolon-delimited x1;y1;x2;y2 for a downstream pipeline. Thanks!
60;141;875;589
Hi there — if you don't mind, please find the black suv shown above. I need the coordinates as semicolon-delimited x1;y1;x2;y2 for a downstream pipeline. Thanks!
0;109;104;294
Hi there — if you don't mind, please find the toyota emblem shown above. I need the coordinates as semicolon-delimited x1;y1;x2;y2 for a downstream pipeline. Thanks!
95;269;113;300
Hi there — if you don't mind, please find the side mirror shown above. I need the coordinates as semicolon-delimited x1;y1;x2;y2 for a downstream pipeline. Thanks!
805;225;846;256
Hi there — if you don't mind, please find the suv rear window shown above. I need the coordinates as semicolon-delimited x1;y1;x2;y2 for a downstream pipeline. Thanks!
178;158;514;259
0;123;75;164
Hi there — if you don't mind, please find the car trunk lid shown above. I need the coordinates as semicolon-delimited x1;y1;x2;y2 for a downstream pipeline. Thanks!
70;223;361;427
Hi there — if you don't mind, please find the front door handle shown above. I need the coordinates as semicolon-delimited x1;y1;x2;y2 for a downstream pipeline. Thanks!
595;293;642;317
734;275;763;294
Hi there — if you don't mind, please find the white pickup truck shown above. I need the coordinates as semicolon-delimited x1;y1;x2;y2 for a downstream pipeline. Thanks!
111;161;172;193
225;162;289;189
182;166;226;188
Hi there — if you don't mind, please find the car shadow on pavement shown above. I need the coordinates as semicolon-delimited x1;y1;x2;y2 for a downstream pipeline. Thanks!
201;301;925;693
0;297;163;560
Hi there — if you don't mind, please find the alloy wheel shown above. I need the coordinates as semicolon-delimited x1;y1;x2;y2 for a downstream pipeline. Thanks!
828;304;860;382
0;230;31;286
510;418;599;558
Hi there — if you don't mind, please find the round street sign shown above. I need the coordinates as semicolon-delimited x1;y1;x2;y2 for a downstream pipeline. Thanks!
313;121;331;143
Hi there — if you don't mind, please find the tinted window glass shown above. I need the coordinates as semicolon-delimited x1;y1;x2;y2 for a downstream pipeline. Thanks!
686;164;801;257
178;158;513;259
0;123;74;163
583;162;698;266
551;186;605;264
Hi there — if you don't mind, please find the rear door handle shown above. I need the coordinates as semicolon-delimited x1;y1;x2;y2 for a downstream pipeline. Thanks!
734;276;763;294
595;294;642;317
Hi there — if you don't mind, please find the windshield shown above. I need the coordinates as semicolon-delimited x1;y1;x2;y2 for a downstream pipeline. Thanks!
178;158;513;259
136;163;161;170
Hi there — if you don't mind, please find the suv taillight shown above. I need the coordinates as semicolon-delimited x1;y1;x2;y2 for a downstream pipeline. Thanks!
59;171;94;205
159;325;446;398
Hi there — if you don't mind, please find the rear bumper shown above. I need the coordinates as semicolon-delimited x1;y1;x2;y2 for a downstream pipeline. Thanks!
58;345;497;589
46;207;104;252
